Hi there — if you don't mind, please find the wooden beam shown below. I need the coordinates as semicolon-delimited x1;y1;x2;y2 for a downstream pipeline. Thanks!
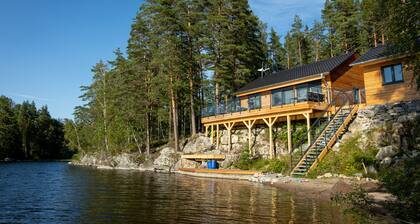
205;125;208;136
210;125;214;144
243;119;256;155
263;116;278;159
216;124;220;150
303;113;311;145
287;115;292;154
223;122;235;152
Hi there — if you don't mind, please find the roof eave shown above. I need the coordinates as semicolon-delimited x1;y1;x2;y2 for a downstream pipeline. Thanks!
235;72;329;96
350;54;408;67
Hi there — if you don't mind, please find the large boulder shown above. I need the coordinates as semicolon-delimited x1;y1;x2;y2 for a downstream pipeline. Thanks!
182;134;213;154
112;153;139;169
376;146;397;160
153;147;179;172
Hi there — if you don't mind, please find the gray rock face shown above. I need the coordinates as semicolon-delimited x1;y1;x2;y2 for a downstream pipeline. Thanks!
182;134;213;153
376;146;397;160
153;147;179;172
380;157;392;166
112;153;140;168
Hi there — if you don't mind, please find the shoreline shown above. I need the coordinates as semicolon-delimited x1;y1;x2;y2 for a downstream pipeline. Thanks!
69;162;388;202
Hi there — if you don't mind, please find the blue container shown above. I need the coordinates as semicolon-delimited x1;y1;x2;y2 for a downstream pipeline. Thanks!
207;160;218;169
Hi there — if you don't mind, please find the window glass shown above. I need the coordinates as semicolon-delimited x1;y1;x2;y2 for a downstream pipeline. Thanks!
271;90;283;106
309;81;322;94
248;94;261;110
382;66;393;84
284;89;294;104
394;64;403;82
296;85;308;102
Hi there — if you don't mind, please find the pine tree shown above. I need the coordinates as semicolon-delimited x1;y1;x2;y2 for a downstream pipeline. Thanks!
268;28;286;72
0;96;20;159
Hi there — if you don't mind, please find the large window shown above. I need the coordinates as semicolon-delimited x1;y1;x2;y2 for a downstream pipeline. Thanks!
271;80;323;106
381;64;403;85
248;94;261;110
271;87;294;106
272;90;283;106
296;84;308;102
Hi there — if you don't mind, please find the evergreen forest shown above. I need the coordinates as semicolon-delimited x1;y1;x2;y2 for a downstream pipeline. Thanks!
0;96;72;160
39;0;420;156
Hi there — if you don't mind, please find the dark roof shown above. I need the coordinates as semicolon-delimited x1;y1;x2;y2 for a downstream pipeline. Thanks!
350;45;395;66
236;52;355;94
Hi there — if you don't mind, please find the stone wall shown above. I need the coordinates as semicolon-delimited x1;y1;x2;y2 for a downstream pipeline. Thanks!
341;100;420;166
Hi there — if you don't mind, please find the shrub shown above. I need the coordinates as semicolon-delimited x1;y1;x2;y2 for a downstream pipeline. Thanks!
308;134;378;178
379;154;420;221
234;146;289;174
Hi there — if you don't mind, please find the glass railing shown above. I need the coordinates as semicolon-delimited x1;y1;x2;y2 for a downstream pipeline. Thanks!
201;92;325;118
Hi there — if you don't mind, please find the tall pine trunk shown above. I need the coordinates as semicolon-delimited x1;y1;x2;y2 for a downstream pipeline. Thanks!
187;10;197;136
145;111;150;156
102;73;109;153
169;73;179;152
298;39;302;65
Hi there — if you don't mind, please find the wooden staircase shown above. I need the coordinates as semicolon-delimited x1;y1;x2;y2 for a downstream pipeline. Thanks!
291;104;359;176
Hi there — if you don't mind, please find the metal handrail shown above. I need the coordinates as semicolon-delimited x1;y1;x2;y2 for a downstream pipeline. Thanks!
289;89;355;172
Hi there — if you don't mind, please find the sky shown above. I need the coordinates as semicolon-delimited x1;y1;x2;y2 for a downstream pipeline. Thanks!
0;0;324;119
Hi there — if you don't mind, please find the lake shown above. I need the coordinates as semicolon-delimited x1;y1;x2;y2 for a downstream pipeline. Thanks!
0;162;355;223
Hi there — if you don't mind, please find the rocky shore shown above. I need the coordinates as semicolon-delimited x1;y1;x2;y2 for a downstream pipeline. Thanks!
70;100;419;215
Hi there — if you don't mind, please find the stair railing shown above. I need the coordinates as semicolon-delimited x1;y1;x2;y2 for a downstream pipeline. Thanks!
289;88;354;173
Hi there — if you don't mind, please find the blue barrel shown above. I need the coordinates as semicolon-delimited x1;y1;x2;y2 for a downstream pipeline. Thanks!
207;160;218;169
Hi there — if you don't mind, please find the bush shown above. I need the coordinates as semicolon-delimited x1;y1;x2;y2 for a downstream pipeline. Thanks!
379;154;420;221
234;147;289;174
308;134;378;178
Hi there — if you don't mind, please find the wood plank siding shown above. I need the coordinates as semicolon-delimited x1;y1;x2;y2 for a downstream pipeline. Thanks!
361;58;419;105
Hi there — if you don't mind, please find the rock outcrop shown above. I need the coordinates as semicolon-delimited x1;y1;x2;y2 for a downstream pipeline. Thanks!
344;100;420;165
153;147;180;172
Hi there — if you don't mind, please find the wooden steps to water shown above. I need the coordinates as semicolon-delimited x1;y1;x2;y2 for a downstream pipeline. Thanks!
178;168;259;175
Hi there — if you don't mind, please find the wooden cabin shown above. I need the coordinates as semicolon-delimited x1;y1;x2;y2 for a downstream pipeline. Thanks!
201;53;364;158
350;45;420;105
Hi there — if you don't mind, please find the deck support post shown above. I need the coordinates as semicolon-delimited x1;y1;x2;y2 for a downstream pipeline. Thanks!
243;119;256;155
223;122;235;152
210;125;214;144
263;116;278;159
287;115;292;154
303;113;311;145
216;124;220;150
205;125;208;137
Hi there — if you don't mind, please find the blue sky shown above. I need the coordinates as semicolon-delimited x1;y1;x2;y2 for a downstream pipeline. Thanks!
0;0;324;119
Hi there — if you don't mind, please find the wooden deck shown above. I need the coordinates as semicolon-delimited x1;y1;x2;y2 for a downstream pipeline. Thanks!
201;101;328;125
178;168;260;175
181;154;225;161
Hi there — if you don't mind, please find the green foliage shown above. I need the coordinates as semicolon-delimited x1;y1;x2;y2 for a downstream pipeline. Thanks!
272;121;306;148
234;146;289;174
379;154;420;221
308;134;378;178
0;96;72;160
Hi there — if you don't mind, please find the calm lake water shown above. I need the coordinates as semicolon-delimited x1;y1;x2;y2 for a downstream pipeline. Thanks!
0;162;356;224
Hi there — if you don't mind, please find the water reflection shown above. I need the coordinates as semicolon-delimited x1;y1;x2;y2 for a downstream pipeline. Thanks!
0;162;354;224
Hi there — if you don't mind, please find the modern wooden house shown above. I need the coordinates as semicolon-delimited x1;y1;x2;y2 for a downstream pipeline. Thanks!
350;45;420;105
199;46;419;176
201;53;362;161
